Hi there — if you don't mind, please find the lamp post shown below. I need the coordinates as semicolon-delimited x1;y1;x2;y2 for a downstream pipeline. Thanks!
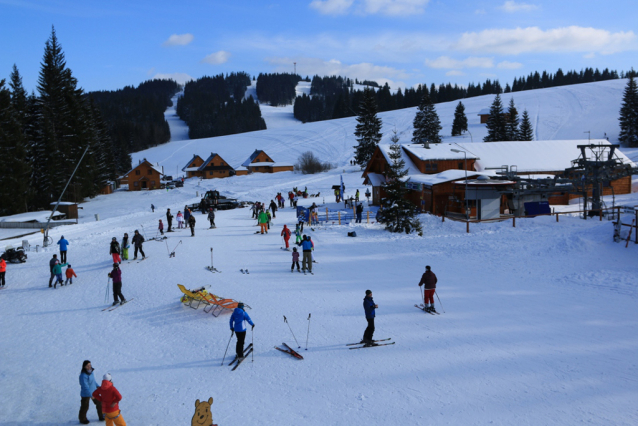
451;148;469;218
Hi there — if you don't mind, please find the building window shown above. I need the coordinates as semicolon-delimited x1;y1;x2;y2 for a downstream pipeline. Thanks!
135;170;140;175
134;181;139;187
209;171;213;176
425;162;438;172
148;169;153;175
458;162;464;170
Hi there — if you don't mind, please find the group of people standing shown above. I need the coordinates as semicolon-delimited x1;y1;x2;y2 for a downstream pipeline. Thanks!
79;360;126;425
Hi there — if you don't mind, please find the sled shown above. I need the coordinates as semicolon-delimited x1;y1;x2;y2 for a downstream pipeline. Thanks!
177;284;250;317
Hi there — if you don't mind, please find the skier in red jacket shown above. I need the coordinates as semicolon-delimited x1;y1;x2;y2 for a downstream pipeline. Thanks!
281;225;291;249
92;373;126;426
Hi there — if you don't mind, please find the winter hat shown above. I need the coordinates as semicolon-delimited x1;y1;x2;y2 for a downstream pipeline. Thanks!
61;235;64;239
67;264;71;268
112;237;116;241
365;290;372;295
103;373;111;381
238;302;244;309
425;265;431;271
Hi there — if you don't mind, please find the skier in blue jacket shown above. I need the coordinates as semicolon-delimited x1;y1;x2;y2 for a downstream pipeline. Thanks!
362;290;378;345
230;303;254;360
79;360;103;424
57;236;69;263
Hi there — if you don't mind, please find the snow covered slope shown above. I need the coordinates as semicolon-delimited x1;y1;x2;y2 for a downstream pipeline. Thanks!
1;167;637;425
138;79;629;174
243;80;310;130
164;91;190;142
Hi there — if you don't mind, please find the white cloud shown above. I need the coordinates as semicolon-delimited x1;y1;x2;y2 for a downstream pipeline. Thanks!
445;70;465;76
499;1;538;13
309;0;354;15
454;26;637;55
266;56;408;88
426;56;494;69
152;72;193;85
162;33;194;47
309;0;429;16
583;52;596;59
475;8;486;14
201;51;231;65
496;60;523;69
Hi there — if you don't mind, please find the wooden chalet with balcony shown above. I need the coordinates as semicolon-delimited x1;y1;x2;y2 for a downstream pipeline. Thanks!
241;150;294;174
120;159;164;191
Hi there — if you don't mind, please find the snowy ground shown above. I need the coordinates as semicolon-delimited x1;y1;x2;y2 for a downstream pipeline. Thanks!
243;80;310;130
164;91;190;142
1;165;637;425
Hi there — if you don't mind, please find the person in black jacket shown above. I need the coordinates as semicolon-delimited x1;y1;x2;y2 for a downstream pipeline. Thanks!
166;208;173;232
356;203;363;223
188;214;196;236
48;254;59;287
207;208;216;228
418;265;438;313
362;290;378;345
132;230;145;259
269;200;277;218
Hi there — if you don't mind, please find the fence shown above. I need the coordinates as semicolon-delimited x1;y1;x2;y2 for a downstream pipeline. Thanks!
297;206;375;226
0;221;74;229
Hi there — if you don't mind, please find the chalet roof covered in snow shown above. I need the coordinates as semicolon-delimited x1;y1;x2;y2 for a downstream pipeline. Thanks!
181;154;203;172
241;150;265;167
402;143;479;161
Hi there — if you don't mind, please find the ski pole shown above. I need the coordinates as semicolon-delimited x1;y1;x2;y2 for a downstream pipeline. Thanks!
251;326;254;363
305;313;311;350
435;291;445;313
283;315;301;348
420;285;424;306
104;277;111;303
210;247;213;269
221;331;234;366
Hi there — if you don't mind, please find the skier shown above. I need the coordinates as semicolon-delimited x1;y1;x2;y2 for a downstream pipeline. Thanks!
48;254;59;287
188;214;196;237
289;191;295;207
356;203;363;223
355;189;360;203
0;257;5;288
308;235;316;263
207;208;216;228
362;290;378;345
269;200;277;218
297;213;305;233
108;263;126;306
229;302;254;361
176;211;184;229
418;265;438;313
365;188;371;203
281;224;291;249
121;233;130;261
166;208;173;232
184;207;191;227
52;260;67;288
79;360;103;424
65;264;77;285
294;223;302;246
293;194;299;208
258;209;269;234
151;204;155;212
92;373;126;426
58;235;69;263
266;210;272;230
132;230;145;260
158;219;164;236
301;235;313;273
291;247;300;272
110;237;122;264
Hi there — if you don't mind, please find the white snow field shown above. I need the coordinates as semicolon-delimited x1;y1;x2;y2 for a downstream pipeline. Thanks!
1;80;638;425
164;91;190;142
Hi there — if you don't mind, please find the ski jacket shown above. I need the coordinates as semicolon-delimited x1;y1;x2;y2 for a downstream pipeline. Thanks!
66;268;77;278
109;267;122;284
79;369;98;397
270;201;277;212
49;257;59;272
301;239;313;252
52;262;67;275
0;259;5;272
132;234;144;247
292;251;299;262
166;211;173;221
281;226;291;239
121;237;129;249
419;271;437;289
57;238;69;251
184;210;191;222
258;211;269;224
92;380;122;414
177;213;183;221
110;241;121;255
208;211;215;221
363;296;376;318
356;204;363;214
158;221;164;231
188;216;196;226
229;308;254;333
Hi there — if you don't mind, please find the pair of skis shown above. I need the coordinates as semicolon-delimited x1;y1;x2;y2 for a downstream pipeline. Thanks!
415;304;440;315
128;256;149;264
347;338;395;350
229;343;253;371
275;343;304;360
101;298;134;312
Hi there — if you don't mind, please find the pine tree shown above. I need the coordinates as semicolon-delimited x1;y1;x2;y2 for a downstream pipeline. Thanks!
619;76;638;147
353;88;382;167
451;101;468;136
505;98;520;141
484;94;507;142
411;93;442;146
378;131;423;235
519;110;534;141
9;64;28;128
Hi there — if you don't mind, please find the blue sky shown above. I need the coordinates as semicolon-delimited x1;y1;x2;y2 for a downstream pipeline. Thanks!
1;0;636;93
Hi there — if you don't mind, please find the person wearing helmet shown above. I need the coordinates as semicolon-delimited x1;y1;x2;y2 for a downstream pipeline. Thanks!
131;230;145;260
109;237;121;265
107;263;126;306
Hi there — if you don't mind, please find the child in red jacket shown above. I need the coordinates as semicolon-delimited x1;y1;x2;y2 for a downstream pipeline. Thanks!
92;373;126;426
65;264;77;285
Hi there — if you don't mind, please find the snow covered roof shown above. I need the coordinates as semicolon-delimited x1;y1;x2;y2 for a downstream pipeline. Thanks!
248;162;293;167
402;143;479;161
404;169;484;187
0;210;65;223
478;108;490;115
183;167;199;172
366;173;386;186
376;144;421;176
181;155;203;172
120;160;163;179
242;150;265;167
456;139;636;173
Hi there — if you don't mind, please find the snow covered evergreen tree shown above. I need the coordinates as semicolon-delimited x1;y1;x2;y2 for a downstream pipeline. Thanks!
378;131;423;236
619;76;638;147
412;92;441;146
353;88;382;167
505;98;519;141
519;110;534;141
451;101;467;136
483;94;507;142
9;64;28;129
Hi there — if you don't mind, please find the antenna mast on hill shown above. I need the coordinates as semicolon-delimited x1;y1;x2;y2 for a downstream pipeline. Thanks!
294;62;296;75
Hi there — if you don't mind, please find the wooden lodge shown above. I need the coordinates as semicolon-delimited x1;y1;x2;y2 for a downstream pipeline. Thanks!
181;155;205;178
120;159;163;191
181;153;235;179
477;108;510;125
241;150;294;174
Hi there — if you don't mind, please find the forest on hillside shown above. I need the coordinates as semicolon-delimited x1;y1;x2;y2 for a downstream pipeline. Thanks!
256;73;301;106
